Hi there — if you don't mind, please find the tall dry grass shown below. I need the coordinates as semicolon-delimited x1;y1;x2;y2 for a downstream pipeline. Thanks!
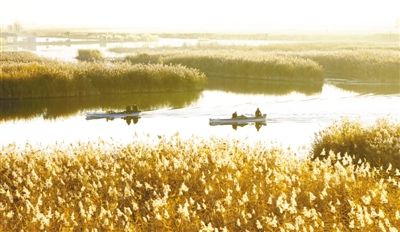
312;119;400;169
0;136;399;231
76;49;104;62
116;42;400;83
125;53;324;82
0;52;207;99
0;52;45;63
305;50;400;82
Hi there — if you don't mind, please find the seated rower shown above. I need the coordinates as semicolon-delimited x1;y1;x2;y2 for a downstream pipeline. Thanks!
132;104;139;113
232;112;238;118
126;106;132;113
255;108;262;117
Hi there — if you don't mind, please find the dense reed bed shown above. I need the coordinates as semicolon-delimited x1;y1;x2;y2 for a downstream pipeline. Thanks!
1;134;400;231
0;52;207;99
0;52;45;63
306;50;400;82
116;42;400;83
125;53;324;82
156;33;399;42
312;119;400;169
109;41;399;54
76;49;104;62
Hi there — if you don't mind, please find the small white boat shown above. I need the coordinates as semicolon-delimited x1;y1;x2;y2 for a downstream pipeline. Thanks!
86;112;140;120
209;114;267;125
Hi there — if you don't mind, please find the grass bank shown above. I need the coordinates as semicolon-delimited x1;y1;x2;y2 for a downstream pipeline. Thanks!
1;136;399;231
312;119;400;169
0;52;207;99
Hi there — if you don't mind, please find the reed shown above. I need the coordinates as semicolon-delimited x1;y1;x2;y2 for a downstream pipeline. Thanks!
0;51;44;63
116;42;400;83
76;49;104;62
125;53;324;82
0;53;207;99
312;118;400;169
306;50;400;82
109;41;399;54
0;137;399;231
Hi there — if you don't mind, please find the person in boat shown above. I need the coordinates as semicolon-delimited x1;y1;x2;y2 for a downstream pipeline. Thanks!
126;106;132;113
232;112;238;118
255;108;262;117
132;104;139;113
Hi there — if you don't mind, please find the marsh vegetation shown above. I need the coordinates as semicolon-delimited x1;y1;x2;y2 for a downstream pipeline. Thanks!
76;49;104;62
312;119;400;169
1;119;400;231
125;53;324;82
0;52;207;99
115;41;400;83
1;0;399;228
1;33;399;231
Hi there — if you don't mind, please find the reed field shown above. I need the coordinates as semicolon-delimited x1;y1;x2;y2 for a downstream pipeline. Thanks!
0;91;202;121
115;42;400;83
0;52;45;63
109;41;400;54
1;120;400;231
306;50;400;82
312;118;400;170
0;52;207;99
76;49;104;62
125;53;324;82
156;33;399;43
1;0;399;229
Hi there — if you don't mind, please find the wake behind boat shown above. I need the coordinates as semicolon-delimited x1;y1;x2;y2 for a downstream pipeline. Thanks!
209;114;267;125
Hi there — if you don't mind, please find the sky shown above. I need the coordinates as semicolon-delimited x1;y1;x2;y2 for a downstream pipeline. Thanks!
1;0;399;33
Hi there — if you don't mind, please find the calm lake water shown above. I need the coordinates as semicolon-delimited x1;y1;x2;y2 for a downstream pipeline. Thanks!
1;80;399;153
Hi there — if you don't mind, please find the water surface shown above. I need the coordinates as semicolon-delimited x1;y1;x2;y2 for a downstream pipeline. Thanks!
1;81;398;153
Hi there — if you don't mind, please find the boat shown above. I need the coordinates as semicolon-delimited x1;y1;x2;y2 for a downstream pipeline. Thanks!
209;114;267;125
86;111;140;120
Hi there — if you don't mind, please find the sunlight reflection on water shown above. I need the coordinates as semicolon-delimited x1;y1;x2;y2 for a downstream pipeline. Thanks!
1;84;399;156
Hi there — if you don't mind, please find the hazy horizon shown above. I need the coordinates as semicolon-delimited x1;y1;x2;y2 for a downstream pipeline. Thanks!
1;0;399;33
